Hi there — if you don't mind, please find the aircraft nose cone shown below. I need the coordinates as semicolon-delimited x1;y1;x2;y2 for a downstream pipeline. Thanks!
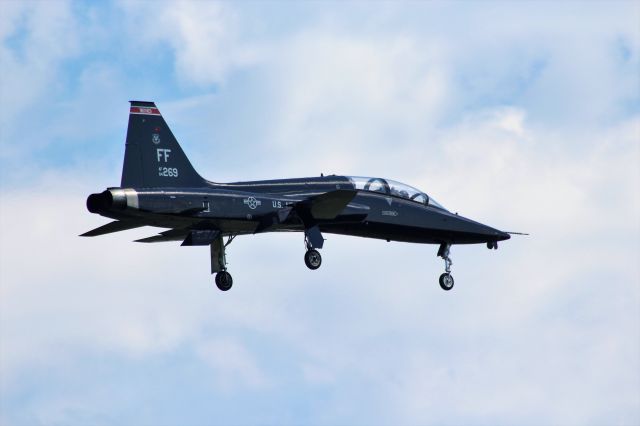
440;211;512;244
497;231;511;241
482;226;510;241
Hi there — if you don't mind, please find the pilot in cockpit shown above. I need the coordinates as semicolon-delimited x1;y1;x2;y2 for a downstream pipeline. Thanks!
391;187;410;199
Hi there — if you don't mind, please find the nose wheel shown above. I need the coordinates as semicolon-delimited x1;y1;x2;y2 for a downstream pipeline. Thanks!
439;273;454;290
437;243;454;291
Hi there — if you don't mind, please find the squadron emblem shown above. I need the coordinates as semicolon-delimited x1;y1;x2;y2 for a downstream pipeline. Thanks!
152;133;161;145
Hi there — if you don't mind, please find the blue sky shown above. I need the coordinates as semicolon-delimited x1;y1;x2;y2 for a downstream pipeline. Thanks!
1;1;639;425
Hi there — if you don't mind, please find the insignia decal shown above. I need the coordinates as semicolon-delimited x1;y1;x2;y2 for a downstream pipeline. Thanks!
130;106;161;115
385;197;393;206
152;133;161;145
381;210;399;217
243;197;261;209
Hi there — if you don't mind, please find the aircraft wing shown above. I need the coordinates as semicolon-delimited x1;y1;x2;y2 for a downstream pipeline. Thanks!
136;228;223;246
80;220;145;237
307;189;358;220
251;190;361;234
134;234;185;243
134;228;190;243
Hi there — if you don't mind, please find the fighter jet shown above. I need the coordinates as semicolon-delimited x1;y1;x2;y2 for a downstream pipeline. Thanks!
82;101;513;291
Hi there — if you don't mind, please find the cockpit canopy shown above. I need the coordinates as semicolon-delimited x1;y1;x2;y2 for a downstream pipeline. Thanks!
347;176;447;210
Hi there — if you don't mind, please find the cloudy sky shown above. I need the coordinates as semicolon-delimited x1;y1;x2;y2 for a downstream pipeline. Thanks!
1;1;639;425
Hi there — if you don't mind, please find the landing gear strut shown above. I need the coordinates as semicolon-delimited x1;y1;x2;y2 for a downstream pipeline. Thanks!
211;235;235;291
437;243;454;291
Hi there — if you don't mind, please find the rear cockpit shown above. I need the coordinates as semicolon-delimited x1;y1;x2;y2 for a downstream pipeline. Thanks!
347;176;447;210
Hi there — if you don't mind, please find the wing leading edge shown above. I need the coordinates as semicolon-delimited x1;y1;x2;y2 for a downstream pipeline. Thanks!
307;189;358;220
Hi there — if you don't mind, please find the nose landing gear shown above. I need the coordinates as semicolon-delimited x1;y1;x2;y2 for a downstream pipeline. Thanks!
437;243;454;291
439;272;454;291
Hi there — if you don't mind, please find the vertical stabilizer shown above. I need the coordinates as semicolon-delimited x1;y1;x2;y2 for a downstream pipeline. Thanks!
121;101;206;188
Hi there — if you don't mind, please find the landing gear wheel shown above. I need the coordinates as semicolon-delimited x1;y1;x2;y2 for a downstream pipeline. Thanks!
304;249;322;270
215;271;233;291
439;273;454;291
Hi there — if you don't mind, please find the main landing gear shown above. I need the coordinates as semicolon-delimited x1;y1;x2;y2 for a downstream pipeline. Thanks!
211;235;235;291
304;226;324;270
437;243;454;291
215;270;233;291
304;249;322;270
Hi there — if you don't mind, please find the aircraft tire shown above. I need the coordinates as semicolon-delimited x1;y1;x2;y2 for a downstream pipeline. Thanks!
304;249;322;270
215;271;233;291
439;273;454;291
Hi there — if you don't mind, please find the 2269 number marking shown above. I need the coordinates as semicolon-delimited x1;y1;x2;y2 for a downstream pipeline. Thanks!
158;167;179;177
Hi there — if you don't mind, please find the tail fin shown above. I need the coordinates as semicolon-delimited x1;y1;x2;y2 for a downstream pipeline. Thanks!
121;101;206;188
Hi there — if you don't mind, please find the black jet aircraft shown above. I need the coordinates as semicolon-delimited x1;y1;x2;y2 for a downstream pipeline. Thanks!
83;101;512;291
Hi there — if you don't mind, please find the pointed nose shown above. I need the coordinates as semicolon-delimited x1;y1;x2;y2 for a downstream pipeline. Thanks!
496;230;511;241
481;225;510;241
446;212;511;243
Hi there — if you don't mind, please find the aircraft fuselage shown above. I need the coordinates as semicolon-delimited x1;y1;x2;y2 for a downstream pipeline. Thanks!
88;175;510;246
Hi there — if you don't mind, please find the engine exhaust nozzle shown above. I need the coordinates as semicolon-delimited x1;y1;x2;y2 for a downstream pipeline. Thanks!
86;189;128;213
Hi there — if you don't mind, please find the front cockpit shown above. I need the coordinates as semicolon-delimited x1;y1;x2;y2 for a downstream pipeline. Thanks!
347;176;447;210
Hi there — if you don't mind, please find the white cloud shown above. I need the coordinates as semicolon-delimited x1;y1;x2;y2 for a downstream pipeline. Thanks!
118;1;258;87
0;0;80;152
1;1;639;425
264;32;450;176
196;338;270;391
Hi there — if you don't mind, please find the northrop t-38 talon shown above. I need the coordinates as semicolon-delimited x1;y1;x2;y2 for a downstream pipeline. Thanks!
82;101;513;291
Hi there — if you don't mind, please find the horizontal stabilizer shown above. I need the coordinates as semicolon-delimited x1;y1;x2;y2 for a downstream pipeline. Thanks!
80;221;144;237
308;189;357;220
